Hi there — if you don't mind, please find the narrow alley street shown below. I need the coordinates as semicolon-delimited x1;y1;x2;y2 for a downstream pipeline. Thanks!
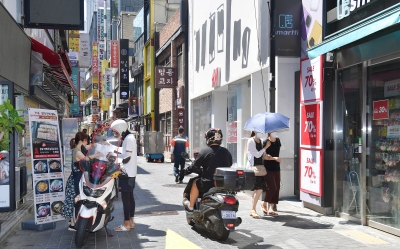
3;157;400;249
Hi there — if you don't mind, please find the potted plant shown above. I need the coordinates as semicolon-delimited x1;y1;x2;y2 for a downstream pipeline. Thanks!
0;99;25;151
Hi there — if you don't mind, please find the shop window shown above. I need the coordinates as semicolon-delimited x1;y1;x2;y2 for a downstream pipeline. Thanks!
177;45;183;79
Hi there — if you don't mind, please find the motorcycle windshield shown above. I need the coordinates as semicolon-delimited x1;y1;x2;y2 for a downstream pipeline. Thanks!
79;127;121;189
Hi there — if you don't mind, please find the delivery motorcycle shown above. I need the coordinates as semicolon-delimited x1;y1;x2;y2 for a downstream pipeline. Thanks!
181;152;255;241
73;127;126;247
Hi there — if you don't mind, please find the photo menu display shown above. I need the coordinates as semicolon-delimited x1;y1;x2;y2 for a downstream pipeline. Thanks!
28;108;65;224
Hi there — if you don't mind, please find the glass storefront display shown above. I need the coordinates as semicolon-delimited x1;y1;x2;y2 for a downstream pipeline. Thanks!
367;58;400;230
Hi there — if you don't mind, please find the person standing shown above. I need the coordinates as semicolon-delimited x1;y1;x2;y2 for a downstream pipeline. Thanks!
170;126;189;184
261;132;281;216
247;131;270;218
111;120;138;232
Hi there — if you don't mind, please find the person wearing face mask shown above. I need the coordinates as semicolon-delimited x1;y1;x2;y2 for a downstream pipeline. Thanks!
261;131;281;216
247;131;270;218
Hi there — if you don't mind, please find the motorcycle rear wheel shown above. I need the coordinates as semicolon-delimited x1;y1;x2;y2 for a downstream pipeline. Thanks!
213;221;230;241
187;218;195;226
75;217;90;247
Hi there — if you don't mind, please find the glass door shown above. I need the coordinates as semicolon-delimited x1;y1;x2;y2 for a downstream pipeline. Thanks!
367;58;400;231
336;64;364;219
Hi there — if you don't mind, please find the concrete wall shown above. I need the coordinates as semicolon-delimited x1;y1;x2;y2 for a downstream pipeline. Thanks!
0;4;31;92
275;56;300;197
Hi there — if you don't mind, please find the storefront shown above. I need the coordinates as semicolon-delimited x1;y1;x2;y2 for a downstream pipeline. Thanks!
305;1;400;236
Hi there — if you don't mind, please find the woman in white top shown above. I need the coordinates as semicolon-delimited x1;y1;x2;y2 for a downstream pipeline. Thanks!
247;131;270;218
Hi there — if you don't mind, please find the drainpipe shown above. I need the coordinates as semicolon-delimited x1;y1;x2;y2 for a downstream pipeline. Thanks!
181;0;189;137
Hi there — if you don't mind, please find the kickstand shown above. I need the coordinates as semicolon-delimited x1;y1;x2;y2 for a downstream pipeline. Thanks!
105;226;114;237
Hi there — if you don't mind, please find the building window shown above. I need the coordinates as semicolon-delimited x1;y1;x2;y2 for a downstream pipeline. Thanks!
160;56;171;67
177;45;183;79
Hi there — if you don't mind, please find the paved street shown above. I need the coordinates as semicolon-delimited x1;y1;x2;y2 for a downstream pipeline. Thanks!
3;156;400;249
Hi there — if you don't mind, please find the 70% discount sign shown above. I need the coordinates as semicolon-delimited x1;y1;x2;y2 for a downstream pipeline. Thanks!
300;149;322;196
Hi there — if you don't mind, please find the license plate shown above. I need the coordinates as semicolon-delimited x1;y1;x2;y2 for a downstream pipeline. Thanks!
221;210;236;219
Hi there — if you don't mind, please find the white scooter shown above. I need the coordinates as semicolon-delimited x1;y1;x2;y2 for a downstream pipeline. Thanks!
73;127;124;247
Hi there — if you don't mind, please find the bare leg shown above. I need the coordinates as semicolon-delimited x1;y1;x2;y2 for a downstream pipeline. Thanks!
251;189;263;212
189;180;199;208
130;217;135;228
268;203;275;213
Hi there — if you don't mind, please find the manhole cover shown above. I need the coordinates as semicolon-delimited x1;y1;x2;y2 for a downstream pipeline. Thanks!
135;210;179;217
163;184;187;188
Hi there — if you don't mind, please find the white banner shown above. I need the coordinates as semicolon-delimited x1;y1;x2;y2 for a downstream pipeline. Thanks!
28;108;65;224
300;148;322;196
79;33;90;68
384;79;400;98
105;68;113;98
300;56;323;103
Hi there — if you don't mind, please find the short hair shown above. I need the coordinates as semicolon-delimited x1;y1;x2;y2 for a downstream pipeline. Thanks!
178;126;184;134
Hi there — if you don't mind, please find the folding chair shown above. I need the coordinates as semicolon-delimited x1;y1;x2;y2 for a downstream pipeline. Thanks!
348;171;370;213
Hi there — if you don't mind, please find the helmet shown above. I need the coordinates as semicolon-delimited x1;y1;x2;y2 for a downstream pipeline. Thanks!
110;119;128;137
204;128;223;146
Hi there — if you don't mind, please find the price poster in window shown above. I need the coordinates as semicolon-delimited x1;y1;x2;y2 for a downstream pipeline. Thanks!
28;108;65;224
300;148;322;197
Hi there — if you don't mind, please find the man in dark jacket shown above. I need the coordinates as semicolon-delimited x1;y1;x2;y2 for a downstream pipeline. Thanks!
170;127;189;183
183;128;232;211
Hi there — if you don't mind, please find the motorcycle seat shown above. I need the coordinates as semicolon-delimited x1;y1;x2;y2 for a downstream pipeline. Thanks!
202;187;220;197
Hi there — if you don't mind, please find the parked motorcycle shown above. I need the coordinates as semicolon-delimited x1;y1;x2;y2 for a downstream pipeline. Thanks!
73;127;123;247
181;152;255;241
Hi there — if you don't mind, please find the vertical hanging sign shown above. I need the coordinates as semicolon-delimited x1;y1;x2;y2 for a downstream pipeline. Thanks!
110;40;119;68
119;39;129;99
79;33;90;68
28;108;65;224
92;42;99;76
105;68;113;98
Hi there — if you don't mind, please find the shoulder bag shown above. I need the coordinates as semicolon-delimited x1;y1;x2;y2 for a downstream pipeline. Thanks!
252;165;267;176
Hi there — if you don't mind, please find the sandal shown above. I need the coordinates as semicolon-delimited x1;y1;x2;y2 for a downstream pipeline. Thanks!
260;203;268;215
114;225;130;231
130;224;135;229
250;211;261;219
268;211;279;216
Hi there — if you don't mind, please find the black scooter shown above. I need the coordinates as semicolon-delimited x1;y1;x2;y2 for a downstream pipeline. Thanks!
181;152;253;241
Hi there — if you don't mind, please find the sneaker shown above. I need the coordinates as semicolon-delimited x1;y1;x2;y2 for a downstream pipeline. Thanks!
175;175;179;183
182;198;193;212
68;225;76;231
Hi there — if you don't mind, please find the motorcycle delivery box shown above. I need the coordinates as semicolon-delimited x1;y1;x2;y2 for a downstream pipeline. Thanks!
213;168;255;191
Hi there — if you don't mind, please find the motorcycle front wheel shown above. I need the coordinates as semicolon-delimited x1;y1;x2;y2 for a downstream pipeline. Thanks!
75;217;90;247
213;221;230;241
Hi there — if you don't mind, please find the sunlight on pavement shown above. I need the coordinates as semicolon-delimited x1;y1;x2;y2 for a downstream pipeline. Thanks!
340;230;389;244
165;229;202;249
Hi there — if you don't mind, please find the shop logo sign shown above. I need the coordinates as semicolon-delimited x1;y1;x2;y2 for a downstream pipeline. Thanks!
337;0;377;20
279;14;293;29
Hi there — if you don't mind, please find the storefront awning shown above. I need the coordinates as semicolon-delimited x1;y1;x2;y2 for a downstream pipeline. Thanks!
307;4;400;59
30;37;78;95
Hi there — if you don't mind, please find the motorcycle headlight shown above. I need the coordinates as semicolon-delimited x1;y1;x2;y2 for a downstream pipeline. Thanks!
83;182;106;198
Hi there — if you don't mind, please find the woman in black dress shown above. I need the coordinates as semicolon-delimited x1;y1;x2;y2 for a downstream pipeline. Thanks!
261;132;281;216
247;131;270;218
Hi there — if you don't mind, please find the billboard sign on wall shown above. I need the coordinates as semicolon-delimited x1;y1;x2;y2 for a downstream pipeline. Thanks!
300;55;323;103
300;102;323;149
300;148;322;196
274;0;302;56
301;0;323;59
119;39;129;99
79;33;90;68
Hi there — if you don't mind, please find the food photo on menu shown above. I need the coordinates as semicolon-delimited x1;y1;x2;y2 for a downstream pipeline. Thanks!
33;160;48;174
35;180;50;195
31;121;60;159
51;201;64;216
49;178;63;193
36;203;51;218
48;159;62;173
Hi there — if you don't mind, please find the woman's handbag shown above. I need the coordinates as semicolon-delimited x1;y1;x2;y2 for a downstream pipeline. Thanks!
252;165;267;176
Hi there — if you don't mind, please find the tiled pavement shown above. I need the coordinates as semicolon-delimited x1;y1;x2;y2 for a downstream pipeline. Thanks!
2;156;400;248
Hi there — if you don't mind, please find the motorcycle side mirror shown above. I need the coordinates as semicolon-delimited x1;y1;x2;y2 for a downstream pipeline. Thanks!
122;156;131;164
181;152;189;159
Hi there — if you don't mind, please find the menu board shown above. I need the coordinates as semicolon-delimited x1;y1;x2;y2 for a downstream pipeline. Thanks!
28;108;65;224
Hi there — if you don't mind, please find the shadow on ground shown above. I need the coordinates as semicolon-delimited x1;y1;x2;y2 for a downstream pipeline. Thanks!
264;215;334;229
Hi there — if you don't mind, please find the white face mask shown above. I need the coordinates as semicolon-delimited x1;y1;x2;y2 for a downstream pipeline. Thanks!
256;133;263;138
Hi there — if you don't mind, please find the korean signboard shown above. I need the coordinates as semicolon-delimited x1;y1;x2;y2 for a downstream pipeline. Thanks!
300;148;322;196
155;67;177;88
176;86;184;108
68;30;80;52
129;97;139;117
274;0;302;56
110;40;119;68
28;108;65;224
119;39;129;99
300;56;323;103
300;102;323;149
226;122;237;143
92;100;99;114
79;33;90;68
97;8;105;41
373;100;389;120
92;42;99;75
104;68;113;98
177;108;185;128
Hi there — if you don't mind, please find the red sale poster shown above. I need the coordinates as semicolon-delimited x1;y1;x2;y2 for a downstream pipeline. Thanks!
300;102;323;148
373;100;389;120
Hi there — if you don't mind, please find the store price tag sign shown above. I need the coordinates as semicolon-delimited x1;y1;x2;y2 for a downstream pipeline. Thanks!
300;148;322;197
300;102;323;148
300;56;323;103
373;100;389;120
